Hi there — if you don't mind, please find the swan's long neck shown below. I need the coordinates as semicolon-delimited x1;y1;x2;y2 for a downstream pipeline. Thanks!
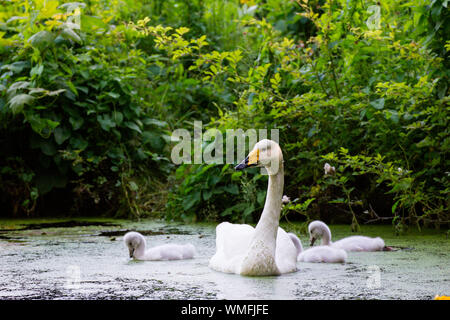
255;164;284;244
134;238;147;259
240;162;284;276
321;225;332;246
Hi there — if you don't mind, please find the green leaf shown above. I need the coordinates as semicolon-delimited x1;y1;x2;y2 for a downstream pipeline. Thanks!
39;139;57;156
97;114;116;131
69;116;84;130
142;118;167;127
221;203;247;216
129;181;139;192
242;203;255;218
107;92;120;99
7;81;30;95
35;171;67;195
54;126;71;145
125;121;142;134
257;190;266;205
203;189;213;200
112;111;123;125
183;190;201;210
61;28;82;43
28;30;54;48
370;98;385;110
142;131;164;150
223;184;239;194
80;15;108;30
30;64;44;78
70;136;88;150
7;94;34;114
26;114;59;135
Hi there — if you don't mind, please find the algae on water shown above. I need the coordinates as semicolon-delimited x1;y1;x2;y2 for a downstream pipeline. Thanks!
0;219;448;299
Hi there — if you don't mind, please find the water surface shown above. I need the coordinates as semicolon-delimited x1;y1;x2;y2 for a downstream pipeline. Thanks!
0;218;448;299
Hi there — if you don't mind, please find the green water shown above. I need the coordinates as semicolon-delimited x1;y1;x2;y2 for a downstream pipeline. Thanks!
0;218;448;300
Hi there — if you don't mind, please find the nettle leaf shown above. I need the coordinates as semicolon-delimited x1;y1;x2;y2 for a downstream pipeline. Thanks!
223;184;239;194
2;61;29;74
125;121;142;134
142;131;164;150
142;118;167;127
7;94;35;114
28;30;54;48
30;64;44;78
54;126;71;145
203;189;213;201
183;190;201;210
221;203;247;216
370;98;385;110
7;81;30;96
79;15;107;30
107;92;120;99
69;116;84;130
61;28;82;43
47;89;66;96
70;136;88;150
28;88;47;95
129;181;139;192
242;203;255;218
112;111;123;125
39;139;57;156
97;114;116;131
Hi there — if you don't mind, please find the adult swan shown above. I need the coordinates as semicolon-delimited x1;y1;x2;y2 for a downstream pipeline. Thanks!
209;139;298;276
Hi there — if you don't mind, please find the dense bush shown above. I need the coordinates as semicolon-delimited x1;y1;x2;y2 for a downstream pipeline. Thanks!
0;1;173;216
0;0;448;230
167;0;449;229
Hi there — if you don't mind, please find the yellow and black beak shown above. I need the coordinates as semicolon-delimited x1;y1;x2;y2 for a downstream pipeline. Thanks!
235;149;259;171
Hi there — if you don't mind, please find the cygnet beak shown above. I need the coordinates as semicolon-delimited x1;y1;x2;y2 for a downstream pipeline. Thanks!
310;237;316;247
129;247;135;258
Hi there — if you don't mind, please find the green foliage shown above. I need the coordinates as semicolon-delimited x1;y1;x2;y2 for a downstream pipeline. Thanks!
192;0;449;227
0;0;448;228
166;163;267;222
0;1;171;217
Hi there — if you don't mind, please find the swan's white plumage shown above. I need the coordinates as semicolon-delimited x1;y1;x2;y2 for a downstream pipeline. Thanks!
209;223;298;275
332;236;385;252
209;140;298;276
297;245;347;263
124;231;196;261
309;220;385;252
288;232;347;263
288;232;303;257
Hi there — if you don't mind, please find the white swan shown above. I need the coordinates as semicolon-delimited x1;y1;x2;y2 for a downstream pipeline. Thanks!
209;139;298;276
124;231;196;260
288;232;347;263
308;220;386;252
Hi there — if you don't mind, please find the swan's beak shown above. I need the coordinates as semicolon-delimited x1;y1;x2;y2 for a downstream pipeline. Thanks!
235;156;249;170
129;248;135;258
310;237;316;247
235;149;259;170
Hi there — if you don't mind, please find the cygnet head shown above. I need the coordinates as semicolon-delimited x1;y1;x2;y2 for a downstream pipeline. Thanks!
124;231;146;258
308;220;332;246
235;139;283;175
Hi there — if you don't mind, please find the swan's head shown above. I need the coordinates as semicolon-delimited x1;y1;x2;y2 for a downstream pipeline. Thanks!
235;139;283;175
124;231;146;258
308;220;331;246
